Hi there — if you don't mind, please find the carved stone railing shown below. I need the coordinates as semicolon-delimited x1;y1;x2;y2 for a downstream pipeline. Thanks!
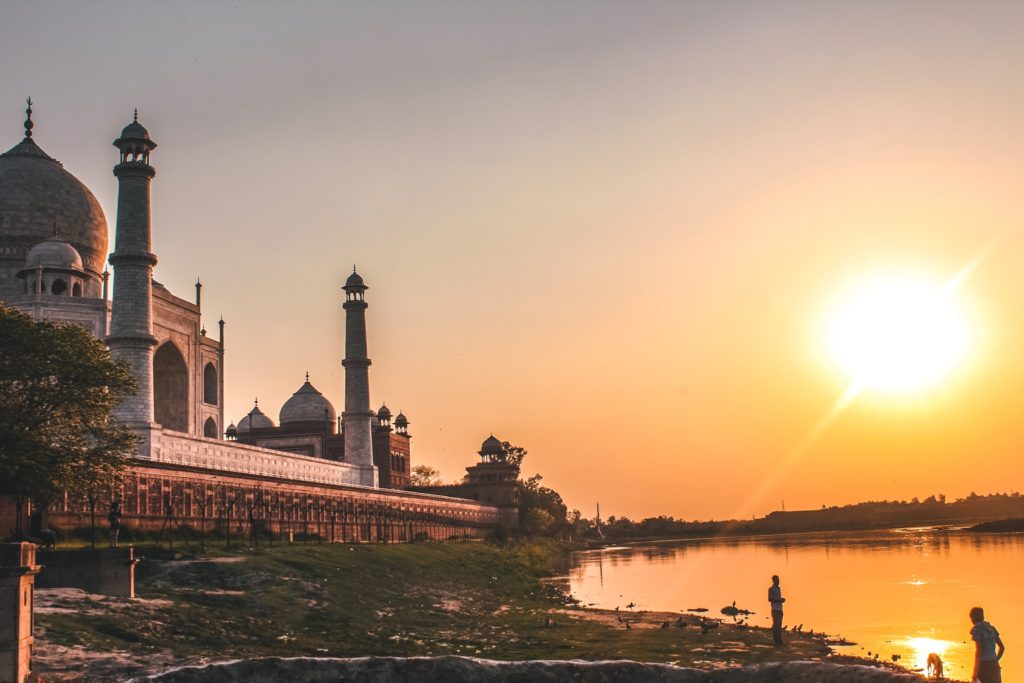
146;429;365;487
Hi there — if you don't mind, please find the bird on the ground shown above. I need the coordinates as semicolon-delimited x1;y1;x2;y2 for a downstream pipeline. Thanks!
891;654;901;663
625;620;632;630
660;621;670;630
700;619;719;635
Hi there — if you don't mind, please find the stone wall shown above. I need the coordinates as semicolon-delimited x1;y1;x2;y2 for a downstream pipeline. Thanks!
35;547;137;598
5;293;109;338
45;457;503;543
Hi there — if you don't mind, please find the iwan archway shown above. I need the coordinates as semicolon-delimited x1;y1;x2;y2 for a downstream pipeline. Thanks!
154;342;188;432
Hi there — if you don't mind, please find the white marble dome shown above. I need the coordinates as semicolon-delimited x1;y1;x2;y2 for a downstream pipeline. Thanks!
25;236;83;270
279;379;337;426
0;136;108;296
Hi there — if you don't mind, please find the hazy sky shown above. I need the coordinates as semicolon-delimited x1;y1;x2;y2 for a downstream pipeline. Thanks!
4;1;1024;519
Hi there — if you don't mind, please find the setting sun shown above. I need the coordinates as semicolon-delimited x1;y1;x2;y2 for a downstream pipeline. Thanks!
827;272;971;394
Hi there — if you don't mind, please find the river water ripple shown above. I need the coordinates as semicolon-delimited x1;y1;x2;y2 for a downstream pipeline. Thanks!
568;528;1024;681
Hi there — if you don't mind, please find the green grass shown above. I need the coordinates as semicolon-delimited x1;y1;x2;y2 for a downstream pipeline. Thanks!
35;539;842;677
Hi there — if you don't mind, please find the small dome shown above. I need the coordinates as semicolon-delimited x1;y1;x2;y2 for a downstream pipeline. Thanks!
394;412;408;427
279;380;337;425
25;236;83;270
119;119;150;142
225;422;238;436
345;270;365;288
480;434;503;455
377;404;392;419
237;405;275;432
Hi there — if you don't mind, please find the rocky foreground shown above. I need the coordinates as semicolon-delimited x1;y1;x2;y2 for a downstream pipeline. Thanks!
128;656;926;683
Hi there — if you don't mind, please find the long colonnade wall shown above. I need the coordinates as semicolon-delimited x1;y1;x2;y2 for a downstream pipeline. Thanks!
45;463;503;543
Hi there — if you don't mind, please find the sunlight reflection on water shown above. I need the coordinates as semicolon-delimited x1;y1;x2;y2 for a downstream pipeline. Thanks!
569;529;1022;681
905;637;954;675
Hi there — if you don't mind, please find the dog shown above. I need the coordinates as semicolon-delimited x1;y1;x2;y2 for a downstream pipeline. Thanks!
926;653;943;678
36;528;57;550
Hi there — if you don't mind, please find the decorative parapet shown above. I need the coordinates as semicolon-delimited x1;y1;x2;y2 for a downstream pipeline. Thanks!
145;428;369;487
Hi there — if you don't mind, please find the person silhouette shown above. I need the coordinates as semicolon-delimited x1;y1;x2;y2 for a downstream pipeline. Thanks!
970;606;1004;683
108;501;123;548
768;574;786;646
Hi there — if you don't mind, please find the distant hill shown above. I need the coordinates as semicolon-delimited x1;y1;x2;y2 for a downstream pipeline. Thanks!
596;492;1024;540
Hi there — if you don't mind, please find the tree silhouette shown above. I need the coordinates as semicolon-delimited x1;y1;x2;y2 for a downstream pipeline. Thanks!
0;304;138;536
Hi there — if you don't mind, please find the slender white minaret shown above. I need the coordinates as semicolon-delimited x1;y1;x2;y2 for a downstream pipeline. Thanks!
107;111;158;429
342;268;378;486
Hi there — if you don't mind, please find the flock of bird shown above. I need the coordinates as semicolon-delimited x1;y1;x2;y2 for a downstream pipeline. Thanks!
584;598;913;673
613;603;726;634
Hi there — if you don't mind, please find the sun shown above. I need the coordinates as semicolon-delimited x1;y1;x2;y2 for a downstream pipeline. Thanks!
826;272;971;394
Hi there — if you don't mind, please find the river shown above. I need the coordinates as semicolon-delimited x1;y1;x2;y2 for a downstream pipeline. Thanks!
567;528;1023;681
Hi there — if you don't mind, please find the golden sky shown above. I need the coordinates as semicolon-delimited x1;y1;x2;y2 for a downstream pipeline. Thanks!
4;1;1024;518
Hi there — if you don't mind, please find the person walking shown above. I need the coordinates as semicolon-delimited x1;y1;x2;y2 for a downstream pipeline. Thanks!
768;575;786;646
970;606;1004;683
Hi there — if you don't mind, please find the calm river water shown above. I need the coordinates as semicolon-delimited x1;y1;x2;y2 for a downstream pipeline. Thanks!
568;528;1023;681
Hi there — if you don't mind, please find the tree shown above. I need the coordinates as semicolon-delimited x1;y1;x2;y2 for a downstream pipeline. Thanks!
409;464;444;487
0;304;138;535
499;441;527;467
518;473;568;537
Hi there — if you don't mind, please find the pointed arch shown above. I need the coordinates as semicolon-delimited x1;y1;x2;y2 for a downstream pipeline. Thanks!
203;362;218;405
203;417;218;438
154;341;188;432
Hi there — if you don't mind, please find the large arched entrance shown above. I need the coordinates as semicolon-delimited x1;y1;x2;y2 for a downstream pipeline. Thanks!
154;342;188;432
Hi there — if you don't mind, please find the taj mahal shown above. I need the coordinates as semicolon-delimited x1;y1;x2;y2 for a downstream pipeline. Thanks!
0;100;519;538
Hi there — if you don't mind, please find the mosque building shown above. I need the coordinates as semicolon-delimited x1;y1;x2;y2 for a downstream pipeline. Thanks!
0;100;518;535
0;101;223;441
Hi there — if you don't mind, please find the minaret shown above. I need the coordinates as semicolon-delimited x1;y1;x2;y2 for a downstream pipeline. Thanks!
107;111;158;428
342;267;377;486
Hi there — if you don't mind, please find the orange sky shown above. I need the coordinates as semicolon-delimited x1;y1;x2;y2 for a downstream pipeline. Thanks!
3;2;1024;519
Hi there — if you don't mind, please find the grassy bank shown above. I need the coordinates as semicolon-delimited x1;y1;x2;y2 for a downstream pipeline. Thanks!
34;540;881;681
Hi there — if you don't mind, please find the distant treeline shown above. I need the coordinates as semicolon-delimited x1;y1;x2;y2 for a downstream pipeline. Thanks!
591;492;1024;540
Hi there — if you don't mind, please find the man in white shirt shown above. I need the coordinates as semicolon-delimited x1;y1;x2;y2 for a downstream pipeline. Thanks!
768;575;786;646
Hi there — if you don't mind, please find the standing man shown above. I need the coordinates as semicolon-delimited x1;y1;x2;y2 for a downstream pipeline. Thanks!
768;574;786;646
108;501;123;548
970;607;1005;683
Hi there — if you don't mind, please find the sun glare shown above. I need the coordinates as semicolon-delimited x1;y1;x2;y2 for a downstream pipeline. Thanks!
827;272;970;394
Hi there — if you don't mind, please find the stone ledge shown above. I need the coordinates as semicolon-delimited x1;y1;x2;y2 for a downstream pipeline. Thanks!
125;657;926;683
